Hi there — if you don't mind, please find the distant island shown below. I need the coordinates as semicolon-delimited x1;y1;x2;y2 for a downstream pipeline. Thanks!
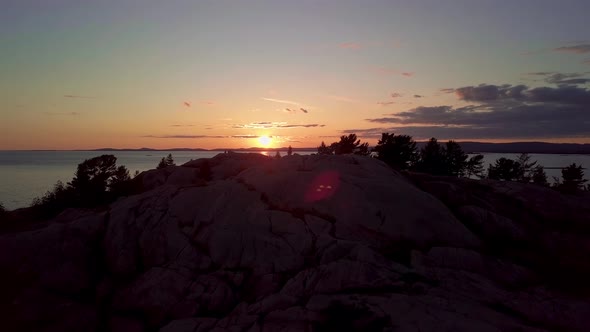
88;142;590;154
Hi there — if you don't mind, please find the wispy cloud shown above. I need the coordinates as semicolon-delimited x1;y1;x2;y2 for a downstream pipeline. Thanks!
64;95;95;99
402;72;414;77
554;44;590;54
391;92;403;98
414;95;424;98
262;97;300;106
183;101;191;107
170;124;195;127
233;121;325;129
231;135;260;139
44;112;80;116
377;101;395;106
300;108;309;113
440;88;455;94
143;135;226;139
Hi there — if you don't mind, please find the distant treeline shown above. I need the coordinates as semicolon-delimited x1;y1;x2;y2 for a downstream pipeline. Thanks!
317;133;589;193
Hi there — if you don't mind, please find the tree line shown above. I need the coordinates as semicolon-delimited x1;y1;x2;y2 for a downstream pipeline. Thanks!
317;133;588;193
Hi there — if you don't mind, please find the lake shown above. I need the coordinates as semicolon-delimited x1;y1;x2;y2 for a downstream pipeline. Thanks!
0;151;588;210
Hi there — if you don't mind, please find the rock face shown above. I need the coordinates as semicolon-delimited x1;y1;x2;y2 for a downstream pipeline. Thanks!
1;153;590;331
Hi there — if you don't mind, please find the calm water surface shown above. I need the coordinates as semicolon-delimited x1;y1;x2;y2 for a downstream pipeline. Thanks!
1;151;588;210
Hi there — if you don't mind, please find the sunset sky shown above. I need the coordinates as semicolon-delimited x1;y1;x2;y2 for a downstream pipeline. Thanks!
1;0;590;150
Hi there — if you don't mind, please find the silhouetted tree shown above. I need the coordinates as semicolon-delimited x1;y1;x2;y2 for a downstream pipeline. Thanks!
274;150;281;159
0;202;5;214
465;154;485;178
31;155;135;218
317;141;333;155
330;134;370;155
415;138;446;175
531;165;548;186
165;153;175;166
444;140;469;177
157;153;175;169
31;180;74;218
287;145;293;156
516;153;537;182
559;163;587;193
372;133;418;170
487;158;522;181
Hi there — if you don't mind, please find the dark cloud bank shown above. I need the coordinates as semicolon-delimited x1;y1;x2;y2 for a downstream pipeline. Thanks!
362;82;590;140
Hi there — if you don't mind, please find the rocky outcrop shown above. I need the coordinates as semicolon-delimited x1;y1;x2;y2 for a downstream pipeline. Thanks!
1;153;589;331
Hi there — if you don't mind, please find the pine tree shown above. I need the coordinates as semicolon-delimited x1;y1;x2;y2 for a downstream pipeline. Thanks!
287;145;293;156
560;163;587;193
531;165;548;186
165;153;175;166
373;133;418;170
317;141;333;155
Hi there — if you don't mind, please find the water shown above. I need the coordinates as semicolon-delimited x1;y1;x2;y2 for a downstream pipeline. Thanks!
1;151;588;210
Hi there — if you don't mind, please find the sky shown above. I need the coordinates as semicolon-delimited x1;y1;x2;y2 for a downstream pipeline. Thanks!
1;0;589;150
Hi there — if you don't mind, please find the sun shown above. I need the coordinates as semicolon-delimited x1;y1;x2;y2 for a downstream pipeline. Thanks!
258;135;272;147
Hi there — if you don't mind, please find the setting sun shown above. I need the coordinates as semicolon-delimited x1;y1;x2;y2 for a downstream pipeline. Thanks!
258;135;272;148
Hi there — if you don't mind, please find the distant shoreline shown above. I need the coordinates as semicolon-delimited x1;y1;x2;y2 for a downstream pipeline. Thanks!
2;142;590;154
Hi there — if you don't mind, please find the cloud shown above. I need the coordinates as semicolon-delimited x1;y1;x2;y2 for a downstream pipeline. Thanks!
231;135;260;139
527;72;590;85
440;88;455;94
262;97;300;106
233;122;325;129
402;72;414;77
414;95;424;98
64;95;95;99
362;83;590;140
183;101;191;107
584;59;590;65
455;84;528;101
285;108;309;114
377;101;395;106
44;112;80;116
554;44;590;54
391;92;403;98
170;124;195;127
143;135;227;139
339;42;361;49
